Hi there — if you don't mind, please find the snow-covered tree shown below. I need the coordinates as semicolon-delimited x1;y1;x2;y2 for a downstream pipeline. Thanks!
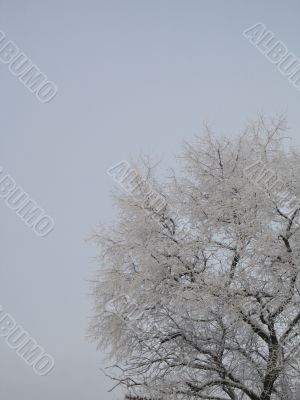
89;116;300;400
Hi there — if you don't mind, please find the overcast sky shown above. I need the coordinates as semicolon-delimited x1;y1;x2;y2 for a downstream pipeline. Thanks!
0;1;300;399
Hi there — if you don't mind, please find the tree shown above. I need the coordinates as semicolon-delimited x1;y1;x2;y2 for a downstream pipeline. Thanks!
89;116;300;400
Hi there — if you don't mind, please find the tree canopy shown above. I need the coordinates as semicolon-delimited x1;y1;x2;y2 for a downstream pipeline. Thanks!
89;116;300;400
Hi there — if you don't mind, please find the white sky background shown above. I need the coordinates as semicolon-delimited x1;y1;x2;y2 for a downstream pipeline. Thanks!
0;1;299;399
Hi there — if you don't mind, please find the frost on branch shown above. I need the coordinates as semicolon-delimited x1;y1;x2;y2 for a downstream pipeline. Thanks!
89;116;300;400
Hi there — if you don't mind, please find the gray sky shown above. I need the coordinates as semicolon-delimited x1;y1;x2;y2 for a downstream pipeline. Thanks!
0;1;299;399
